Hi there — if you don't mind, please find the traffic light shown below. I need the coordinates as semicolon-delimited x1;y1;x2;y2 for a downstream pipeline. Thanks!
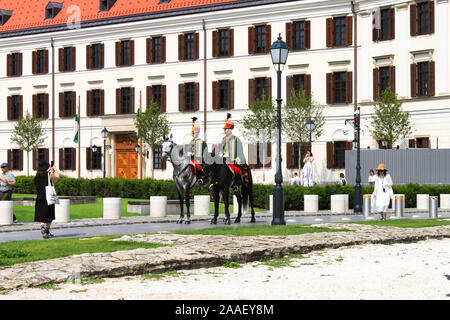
354;111;360;128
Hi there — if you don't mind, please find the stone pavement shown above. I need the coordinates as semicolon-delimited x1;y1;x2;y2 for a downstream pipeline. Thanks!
1;221;449;291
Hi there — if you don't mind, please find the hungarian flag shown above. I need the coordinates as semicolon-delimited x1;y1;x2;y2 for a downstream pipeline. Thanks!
73;114;79;144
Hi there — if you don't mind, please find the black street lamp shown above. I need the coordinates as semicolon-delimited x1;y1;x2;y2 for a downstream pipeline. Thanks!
270;34;289;226
101;127;109;178
306;119;314;152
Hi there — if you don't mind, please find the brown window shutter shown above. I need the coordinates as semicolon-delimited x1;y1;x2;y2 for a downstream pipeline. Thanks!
373;27;380;42
161;85;166;112
18;95;23;120
86;45;92;69
146;38;153;63
429;0;434;34
99;90;105;115
130;87;135;113
408;139;416;148
44;50;49;73
130;40;135;66
326;141;335;169
345;71;353;104
71;148;76;170
19;150;23;171
228;29;234;57
59;148;64;170
427;137;431;149
212;31;218;58
410;63;418;97
18;53;23;76
194;33;200;60
116;88;121;114
6;54;12;77
44;94;49;119
249;78;256;105
161;37;166;62
212;81;219;110
71;92;76;117
248;26;255;54
228;80;234;110
248;144;257;169
71;47;76;71
194;82;200;111
7;96;11;120
265;24;271;53
146;86;153;108
428;61;435;97
86;90;92;116
58;48;64;71
410;4;417;36
305;74;311;99
389;66;396;94
373;68;380;101
326;73;333;104
59;92;64;117
86;148;92;170
346;16;353;46
389;8;395;40
32;51;37;74
326;18;334;47
266;142;272;168
286;76;294;101
265;77;272;99
346;141;353;151
178;34;184;61
115;41;120;66
161;157;167;170
32;94;37;117
33;150;37;171
179;84;185;111
99;43;104;68
286;22;293;49
304;20;311;49
286;143;293;169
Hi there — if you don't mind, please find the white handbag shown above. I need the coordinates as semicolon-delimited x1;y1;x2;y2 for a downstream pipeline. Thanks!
45;173;59;206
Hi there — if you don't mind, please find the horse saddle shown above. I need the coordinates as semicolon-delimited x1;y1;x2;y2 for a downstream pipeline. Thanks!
227;163;249;183
190;159;203;176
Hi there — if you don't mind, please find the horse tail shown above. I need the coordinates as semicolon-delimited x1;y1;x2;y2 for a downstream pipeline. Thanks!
242;166;253;213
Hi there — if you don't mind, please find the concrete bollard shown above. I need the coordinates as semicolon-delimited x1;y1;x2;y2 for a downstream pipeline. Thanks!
331;194;348;214
269;195;273;214
440;194;450;209
429;196;438;218
416;194;429;210
304;195;319;213
103;198;121;220
150;196;167;217
194;195;210;216
55;199;70;223
0;201;13;225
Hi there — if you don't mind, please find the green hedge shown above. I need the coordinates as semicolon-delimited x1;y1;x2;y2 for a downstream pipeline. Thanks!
13;176;450;210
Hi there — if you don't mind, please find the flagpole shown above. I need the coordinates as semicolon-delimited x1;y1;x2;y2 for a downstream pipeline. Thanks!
78;95;81;179
140;91;143;180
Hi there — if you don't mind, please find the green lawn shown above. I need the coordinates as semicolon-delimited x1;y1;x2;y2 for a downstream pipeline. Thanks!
11;194;265;222
172;224;350;236
0;235;166;267
352;218;450;228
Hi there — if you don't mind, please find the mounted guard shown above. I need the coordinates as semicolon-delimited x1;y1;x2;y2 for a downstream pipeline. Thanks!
188;117;207;185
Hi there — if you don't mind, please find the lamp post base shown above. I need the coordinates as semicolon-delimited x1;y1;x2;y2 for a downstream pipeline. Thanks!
271;184;286;225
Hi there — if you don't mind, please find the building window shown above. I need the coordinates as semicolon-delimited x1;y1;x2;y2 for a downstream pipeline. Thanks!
92;44;101;69
92;90;101;115
116;40;134;66
11;53;20;76
334;17;346;46
0;10;13;26
7;52;22;77
11;150;22;171
293;21;305;50
213;29;234;57
87;147;102;170
60;148;75;171
326;16;352;47
326;141;352;169
121;41;130;65
10;95;20;120
255;78;267;100
411;61;434;97
37;94;46;118
64;47;72;71
179;83;199;112
218;80;229;110
374;8;395;41
249;77;271;105
87;43;104;69
185;33;195;60
153;37;162;63
147;36;166;63
121;87;131;114
185;83;195;111
418;62;429;96
293;74;305;93
411;1;434;36
418;2;430;35
33;148;49;171
212;80;234;110
255;25;266;53
100;0;117;12
45;2;63;20
218;30;229;56
334;72;347;103
154;147;162;169
179;33;198;61
381;9;391;40
37;50;45;73
248;143;271;169
379;67;391;93
286;142;309;169
152;85;162;108
373;66;396;100
147;85;166;112
327;72;352;104
59;47;75;72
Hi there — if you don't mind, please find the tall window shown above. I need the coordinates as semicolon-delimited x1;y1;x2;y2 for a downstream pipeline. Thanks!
152;85;162;108
380;9;391;40
418;1;429;35
154;147;162;169
411;61;434;97
326;16;352;47
179;33;198;61
92;90;101;115
37;94;46;118
11;95;20;120
87;147;102;170
60;148;75;171
153;37;162;63
255;25;266;53
64;92;73;117
11;150;22;170
334;72;347;103
184;83;195;111
218;80;229;110
411;1;434;36
64;47;72;71
179;83;199;112
185;33;195;60
255;77;267;100
91;44;101;69
293;21;305;50
218;30;229;56
121;87;131;114
37;50;46;73
121;41;130;65
12;53;20;76
379;67;390;93
293;74;305;93
418;62;429;96
334;141;347;169
334;17;346;46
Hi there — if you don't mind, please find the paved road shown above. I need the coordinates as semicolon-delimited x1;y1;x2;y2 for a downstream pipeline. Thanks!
1;211;449;243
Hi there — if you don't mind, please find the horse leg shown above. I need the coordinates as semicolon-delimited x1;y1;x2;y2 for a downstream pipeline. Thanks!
248;184;256;223
210;188;219;225
223;188;231;225
177;190;184;224
184;189;191;224
234;190;242;224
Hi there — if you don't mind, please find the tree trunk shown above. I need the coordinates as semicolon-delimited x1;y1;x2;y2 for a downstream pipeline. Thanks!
150;148;154;179
27;151;30;176
262;143;266;183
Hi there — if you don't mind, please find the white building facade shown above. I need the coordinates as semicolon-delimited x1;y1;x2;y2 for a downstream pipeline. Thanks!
0;0;448;184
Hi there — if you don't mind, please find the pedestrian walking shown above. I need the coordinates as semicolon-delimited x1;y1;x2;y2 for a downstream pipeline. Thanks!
0;163;18;223
368;169;376;186
34;160;60;239
372;163;393;221
302;151;314;187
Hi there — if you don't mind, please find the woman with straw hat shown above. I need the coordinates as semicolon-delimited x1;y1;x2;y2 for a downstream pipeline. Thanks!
371;163;394;220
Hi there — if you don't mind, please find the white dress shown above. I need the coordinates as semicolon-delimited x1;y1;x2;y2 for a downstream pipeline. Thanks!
372;174;393;213
302;157;314;187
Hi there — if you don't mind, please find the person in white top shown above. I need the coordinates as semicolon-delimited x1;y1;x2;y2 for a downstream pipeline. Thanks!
302;151;314;187
289;172;301;186
372;163;394;221
368;169;376;186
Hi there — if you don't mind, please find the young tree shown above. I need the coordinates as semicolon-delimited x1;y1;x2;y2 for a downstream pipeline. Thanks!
283;89;324;168
135;101;170;178
370;88;413;149
241;96;277;182
10;112;46;176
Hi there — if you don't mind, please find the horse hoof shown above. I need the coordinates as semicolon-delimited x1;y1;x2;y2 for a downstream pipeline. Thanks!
250;217;256;223
210;218;217;225
224;219;231;225
177;219;184;224
234;218;241;224
184;220;191;224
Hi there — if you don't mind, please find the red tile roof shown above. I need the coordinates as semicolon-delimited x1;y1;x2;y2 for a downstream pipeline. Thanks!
0;0;242;33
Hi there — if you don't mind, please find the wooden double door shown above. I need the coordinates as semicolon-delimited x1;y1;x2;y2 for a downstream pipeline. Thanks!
115;134;138;179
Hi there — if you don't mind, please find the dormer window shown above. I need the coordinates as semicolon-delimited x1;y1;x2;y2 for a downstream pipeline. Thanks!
100;0;117;12
0;10;13;26
45;2;63;20
159;0;171;4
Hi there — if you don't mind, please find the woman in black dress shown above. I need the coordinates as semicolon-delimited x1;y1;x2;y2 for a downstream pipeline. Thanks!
34;160;60;239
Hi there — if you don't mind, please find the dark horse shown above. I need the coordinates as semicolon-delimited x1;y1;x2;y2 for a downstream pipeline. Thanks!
161;136;206;224
203;156;256;225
